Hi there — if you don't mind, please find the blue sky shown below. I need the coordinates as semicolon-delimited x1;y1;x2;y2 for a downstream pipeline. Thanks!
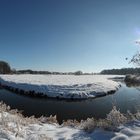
0;0;140;72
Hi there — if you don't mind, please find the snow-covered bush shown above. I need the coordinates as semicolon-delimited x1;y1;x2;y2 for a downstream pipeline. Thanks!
79;107;128;132
106;106;127;130
63;119;79;127
39;115;58;124
80;118;96;133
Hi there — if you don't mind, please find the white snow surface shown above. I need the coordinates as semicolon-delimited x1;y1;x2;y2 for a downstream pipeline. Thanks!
0;111;140;140
0;74;122;99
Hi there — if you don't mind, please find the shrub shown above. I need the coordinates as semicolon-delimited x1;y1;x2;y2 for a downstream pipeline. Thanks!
106;106;127;130
80;118;96;133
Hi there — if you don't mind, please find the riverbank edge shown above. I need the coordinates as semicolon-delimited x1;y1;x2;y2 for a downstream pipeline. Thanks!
0;101;140;139
0;82;121;100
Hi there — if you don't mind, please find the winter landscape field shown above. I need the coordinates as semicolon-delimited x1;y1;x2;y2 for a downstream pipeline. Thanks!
1;0;140;139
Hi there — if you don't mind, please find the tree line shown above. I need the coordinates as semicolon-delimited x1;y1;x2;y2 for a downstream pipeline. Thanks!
2;60;140;75
100;68;140;75
14;70;91;75
0;61;90;75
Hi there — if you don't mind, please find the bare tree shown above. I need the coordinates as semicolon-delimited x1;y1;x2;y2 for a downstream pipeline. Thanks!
130;40;140;66
130;51;140;66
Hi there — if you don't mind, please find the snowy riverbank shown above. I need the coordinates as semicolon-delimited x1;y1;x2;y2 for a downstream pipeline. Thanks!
0;102;140;140
0;75;122;99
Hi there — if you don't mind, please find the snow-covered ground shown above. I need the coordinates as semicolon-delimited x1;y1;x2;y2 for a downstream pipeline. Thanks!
0;104;140;140
0;74;122;99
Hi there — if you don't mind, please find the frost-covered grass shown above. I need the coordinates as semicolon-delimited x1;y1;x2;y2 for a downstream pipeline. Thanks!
0;102;140;140
0;74;122;99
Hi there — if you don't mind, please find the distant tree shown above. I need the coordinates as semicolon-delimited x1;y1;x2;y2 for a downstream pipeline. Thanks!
0;61;11;74
100;68;140;75
74;71;83;75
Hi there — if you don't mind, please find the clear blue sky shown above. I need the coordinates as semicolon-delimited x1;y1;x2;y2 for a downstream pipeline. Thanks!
0;0;140;72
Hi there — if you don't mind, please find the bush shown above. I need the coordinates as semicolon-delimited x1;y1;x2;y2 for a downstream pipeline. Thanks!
80;118;96;133
106;106;127;130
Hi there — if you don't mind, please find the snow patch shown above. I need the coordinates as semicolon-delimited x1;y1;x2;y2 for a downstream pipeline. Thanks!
0;110;140;140
0;75;121;99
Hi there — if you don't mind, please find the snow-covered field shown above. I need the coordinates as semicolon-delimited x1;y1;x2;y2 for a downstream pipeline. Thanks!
0;74;122;99
0;103;140;140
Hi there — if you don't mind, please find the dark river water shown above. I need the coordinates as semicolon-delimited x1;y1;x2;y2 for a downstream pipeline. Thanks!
0;82;140;123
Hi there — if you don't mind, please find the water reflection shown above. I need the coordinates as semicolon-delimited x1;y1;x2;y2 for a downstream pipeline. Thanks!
125;82;140;88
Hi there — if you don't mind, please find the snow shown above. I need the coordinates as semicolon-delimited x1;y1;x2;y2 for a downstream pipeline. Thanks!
0;74;122;99
0;110;140;140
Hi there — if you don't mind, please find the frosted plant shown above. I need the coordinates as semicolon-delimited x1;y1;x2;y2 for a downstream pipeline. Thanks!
80;118;96;133
107;106;127;130
63;119;79;127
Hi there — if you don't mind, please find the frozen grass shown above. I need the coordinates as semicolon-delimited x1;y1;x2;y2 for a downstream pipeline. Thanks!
0;102;140;140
